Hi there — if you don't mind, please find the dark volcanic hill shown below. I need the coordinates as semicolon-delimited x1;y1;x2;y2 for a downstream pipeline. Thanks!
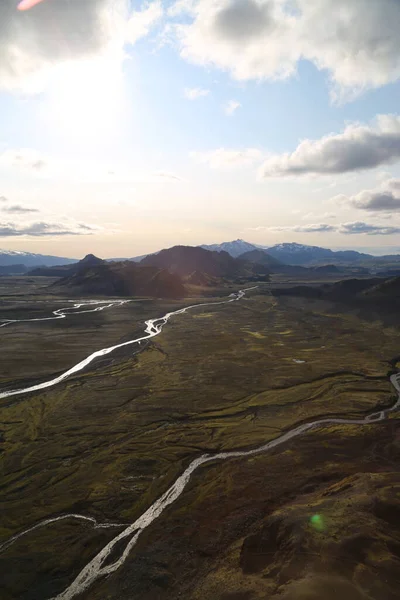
238;249;284;269
54;261;185;298
238;249;308;275
271;276;400;324
140;245;270;281
30;254;104;277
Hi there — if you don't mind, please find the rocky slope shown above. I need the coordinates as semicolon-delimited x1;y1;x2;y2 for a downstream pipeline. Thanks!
140;245;270;281
54;261;185;298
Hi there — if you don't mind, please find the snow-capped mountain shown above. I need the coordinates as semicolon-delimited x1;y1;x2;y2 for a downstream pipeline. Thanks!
0;250;77;268
265;243;371;265
200;239;260;258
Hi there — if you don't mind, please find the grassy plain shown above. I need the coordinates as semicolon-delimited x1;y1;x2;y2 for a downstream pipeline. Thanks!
0;280;399;599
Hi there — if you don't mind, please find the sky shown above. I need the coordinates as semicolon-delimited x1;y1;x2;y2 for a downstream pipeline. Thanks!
1;0;400;259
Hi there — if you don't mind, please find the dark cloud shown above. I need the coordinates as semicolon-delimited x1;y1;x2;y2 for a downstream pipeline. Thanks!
0;220;97;237
351;191;400;212
339;222;400;235
334;178;400;212
260;115;400;178
214;0;273;41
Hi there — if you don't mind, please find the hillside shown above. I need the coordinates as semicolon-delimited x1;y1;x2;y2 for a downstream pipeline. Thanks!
30;254;104;277
238;248;310;275
238;249;284;268
54;261;185;298
140;245;270;281
271;276;400;323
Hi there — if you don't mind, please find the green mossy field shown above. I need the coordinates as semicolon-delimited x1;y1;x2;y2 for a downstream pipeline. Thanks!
0;281;399;600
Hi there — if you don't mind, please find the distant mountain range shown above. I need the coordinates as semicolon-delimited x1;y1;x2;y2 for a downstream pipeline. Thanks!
200;240;400;270
30;247;271;297
2;240;400;274
200;239;261;258
0;250;77;269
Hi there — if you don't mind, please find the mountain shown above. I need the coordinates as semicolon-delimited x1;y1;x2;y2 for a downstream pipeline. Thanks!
0;250;77;268
271;276;400;324
200;239;259;258
54;261;185;298
0;264;28;275
265;243;372;266
238;249;284;268
140;245;270;281
30;254;104;277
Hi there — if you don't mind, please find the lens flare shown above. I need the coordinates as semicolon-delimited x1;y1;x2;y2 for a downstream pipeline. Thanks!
17;0;47;11
310;514;325;532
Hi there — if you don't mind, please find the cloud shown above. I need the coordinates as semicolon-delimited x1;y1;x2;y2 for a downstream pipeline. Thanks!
191;147;263;167
152;171;184;182
339;222;400;235
260;115;400;178
172;0;400;100
248;220;400;235
269;223;336;233
0;220;98;237
184;87;210;99
2;204;39;214
0;0;163;91
0;195;40;214
301;212;336;221
0;149;49;171
126;1;163;44
224;99;241;115
0;148;183;184
334;178;400;212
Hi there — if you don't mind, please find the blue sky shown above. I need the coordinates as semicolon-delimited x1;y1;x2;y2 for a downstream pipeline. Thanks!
1;0;400;258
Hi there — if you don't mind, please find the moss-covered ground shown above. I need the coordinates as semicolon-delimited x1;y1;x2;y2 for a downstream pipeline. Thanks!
0;284;399;599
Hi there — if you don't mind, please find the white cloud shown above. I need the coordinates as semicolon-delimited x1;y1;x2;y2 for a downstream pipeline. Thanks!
191;147;263;167
126;1;164;44
260;115;400;178
268;223;336;233
0;0;163;91
224;100;241;115
184;87;210;99
0;148;183;184
172;0;400;101
0;149;49;172
333;178;400;212
168;0;196;17
301;212;336;221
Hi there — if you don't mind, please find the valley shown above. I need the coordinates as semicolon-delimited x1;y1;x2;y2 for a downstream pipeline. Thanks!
1;277;399;600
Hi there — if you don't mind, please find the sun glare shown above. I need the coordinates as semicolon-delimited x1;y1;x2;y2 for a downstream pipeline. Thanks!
17;0;47;10
45;57;124;144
